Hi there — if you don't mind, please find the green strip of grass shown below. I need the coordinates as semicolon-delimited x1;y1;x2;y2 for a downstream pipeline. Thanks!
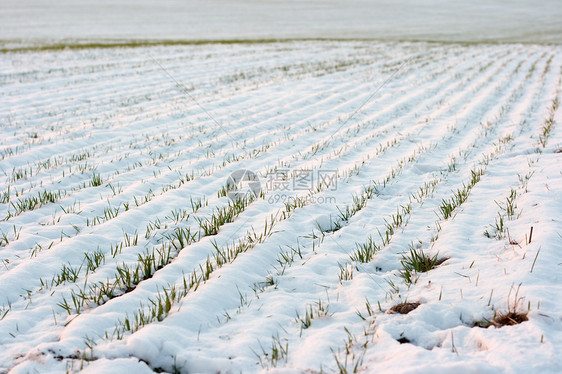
2;37;556;53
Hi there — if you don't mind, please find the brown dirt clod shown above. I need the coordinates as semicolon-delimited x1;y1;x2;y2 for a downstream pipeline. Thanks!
388;302;421;315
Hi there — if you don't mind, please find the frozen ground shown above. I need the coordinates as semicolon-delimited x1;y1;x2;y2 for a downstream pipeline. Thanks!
0;40;561;373
1;0;562;50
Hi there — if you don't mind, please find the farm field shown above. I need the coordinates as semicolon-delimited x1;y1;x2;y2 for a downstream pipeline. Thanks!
0;41;561;373
2;0;562;48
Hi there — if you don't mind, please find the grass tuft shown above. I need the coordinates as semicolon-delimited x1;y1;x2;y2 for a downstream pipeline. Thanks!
475;283;528;328
90;173;103;187
399;248;445;285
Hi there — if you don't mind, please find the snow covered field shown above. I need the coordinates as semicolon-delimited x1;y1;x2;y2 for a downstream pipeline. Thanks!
1;40;561;373
2;0;562;371
2;0;562;50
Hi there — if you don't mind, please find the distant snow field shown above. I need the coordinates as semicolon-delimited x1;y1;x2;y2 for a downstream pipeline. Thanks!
1;0;562;49
1;40;561;373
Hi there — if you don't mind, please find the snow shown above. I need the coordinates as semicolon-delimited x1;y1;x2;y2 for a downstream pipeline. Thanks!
1;0;562;50
1;3;562;373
